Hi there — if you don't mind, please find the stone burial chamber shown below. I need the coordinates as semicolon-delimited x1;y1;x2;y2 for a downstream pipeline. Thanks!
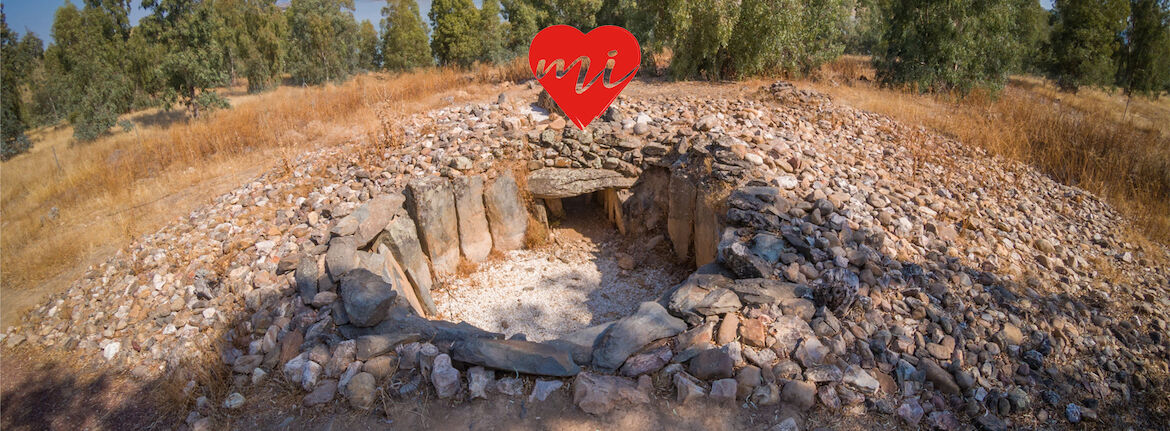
272;102;836;415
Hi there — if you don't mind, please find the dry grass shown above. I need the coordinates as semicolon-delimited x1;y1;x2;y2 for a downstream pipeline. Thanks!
803;56;1170;244
0;64;526;326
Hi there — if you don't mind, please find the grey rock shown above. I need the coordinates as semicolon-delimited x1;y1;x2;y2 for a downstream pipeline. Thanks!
897;398;924;425
303;379;337;407
339;194;404;246
619;345;672;377
363;355;397;379
483;173;528;251
325;236;358;281
710;378;738;405
769;417;799;431
339;269;396;327
547;322;614;365
921;359;960;396
573;372;650;415
781;379;816;409
592;302;687;371
431;354;460;398
452;338;580;377
720;240;772;279
667;171;697;259
295;257;319;301
346;373;376;409
376;214;437;316
528;379;563;402
406;177;460;276
223;392;246;409
527;168;636;199
673;371;706;403
842;365;880;394
689;348;734;380
452;176;492;262
468;366;493;399
666;273;742;325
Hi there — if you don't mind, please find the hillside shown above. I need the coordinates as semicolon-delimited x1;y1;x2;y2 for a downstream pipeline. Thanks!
2;78;1167;430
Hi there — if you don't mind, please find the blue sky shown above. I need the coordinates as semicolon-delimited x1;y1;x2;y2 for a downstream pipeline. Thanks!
4;0;1054;47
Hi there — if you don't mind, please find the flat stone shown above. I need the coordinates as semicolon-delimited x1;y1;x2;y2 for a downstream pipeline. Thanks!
842;365;880;394
689;348;734;380
921;359;960;396
338;193;404;246
303;380;337;407
673;372;706;404
325;236;358;281
483;173;528;251
619;345;672;377
406;177;460;276
592;302;686;371
527;168;636;199
363;355;397;379
452;176;493;262
468;366;493;399
710;378;738;405
452;338;580;377
528;379;563;402
376;214;437;316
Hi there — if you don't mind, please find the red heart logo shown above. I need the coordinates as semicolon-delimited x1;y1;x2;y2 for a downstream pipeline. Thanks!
529;25;640;130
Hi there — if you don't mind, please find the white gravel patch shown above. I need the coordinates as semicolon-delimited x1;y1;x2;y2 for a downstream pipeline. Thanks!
433;234;688;341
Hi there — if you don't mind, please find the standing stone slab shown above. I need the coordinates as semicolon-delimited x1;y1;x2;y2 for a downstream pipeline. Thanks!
693;190;721;268
376;214;437;316
452;176;493;263
377;244;425;317
667;171;697;260
406;177;460;276
484;173;528;251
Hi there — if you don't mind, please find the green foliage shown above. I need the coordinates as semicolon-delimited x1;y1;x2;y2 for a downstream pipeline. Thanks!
874;0;1024;93
845;0;889;54
2;8;32;159
214;0;287;93
380;0;433;70
479;0;508;62
286;0;360;84
661;0;849;79
141;0;228;117
500;0;542;52
429;0;482;66
1048;0;1131;90
1015;0;1051;73
357;19;380;70
1120;0;1170;96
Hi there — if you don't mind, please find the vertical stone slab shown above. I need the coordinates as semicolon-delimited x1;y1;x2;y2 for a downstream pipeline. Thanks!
545;198;565;219
377;213;437;316
452;176;493;263
693;188;722;268
406;177;460;276
377;244;425;317
484;172;528;252
667;171;697;260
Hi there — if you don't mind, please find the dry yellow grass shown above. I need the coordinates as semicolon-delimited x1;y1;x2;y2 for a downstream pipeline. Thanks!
803;56;1170;244
0;61;529;327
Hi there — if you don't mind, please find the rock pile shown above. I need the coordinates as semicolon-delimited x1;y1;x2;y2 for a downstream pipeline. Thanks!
4;81;1168;430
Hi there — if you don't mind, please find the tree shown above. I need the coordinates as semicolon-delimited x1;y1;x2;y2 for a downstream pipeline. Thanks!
1014;0;1051;73
357;20;380;70
479;0;508;63
874;0;1024;93
1120;0;1170;97
141;0;229;117
46;0;141;141
501;0;542;53
1048;0;1131;91
381;0;432;70
214;0;287;92
2;7;31;159
663;0;850;79
286;0;360;84
845;0;889;54
429;0;481;66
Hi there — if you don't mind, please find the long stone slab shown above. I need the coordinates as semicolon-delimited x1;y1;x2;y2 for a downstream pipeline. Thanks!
483;173;528;251
452;338;581;377
375;213;437;316
452;176;492;263
406;177;460;276
527;168;636;199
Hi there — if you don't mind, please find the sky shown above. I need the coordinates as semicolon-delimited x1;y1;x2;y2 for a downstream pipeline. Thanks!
4;0;1054;47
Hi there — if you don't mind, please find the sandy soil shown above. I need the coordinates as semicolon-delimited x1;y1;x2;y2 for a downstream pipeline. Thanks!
434;195;691;341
